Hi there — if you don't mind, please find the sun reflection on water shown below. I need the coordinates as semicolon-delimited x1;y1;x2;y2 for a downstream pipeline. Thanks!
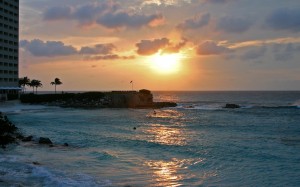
145;124;187;146
155;93;180;102
145;158;204;187
147;109;184;119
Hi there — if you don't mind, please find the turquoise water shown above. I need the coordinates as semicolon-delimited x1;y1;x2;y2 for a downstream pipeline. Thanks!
0;91;300;186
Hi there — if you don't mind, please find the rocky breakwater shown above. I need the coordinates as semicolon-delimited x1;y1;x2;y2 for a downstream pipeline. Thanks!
0;112;69;149
0;112;22;148
20;89;177;109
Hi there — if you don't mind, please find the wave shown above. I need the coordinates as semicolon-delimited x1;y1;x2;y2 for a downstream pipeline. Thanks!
176;104;222;111
0;101;59;114
31;167;107;187
260;105;300;109
0;155;110;187
292;99;300;108
176;103;300;111
89;151;118;160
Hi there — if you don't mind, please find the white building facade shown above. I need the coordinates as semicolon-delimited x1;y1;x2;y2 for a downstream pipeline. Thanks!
0;0;20;100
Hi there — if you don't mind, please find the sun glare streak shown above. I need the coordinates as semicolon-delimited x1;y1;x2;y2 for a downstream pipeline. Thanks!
149;52;183;74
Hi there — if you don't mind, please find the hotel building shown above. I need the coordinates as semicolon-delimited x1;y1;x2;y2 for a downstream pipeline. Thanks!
0;0;20;100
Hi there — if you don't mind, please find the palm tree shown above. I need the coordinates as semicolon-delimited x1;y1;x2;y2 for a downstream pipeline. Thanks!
28;80;35;93
18;76;30;93
51;78;62;94
29;79;43;94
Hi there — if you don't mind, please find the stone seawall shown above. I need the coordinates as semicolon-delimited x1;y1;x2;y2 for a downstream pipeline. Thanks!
20;90;177;109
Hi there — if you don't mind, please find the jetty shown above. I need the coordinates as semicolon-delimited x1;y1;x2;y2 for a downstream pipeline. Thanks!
20;89;177;109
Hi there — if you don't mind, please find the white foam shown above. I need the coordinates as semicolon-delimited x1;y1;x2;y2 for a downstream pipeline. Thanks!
31;166;109;187
177;104;222;110
0;101;57;114
292;100;300;108
0;155;22;162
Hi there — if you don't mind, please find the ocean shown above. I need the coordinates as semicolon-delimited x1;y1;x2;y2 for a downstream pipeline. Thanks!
0;91;300;187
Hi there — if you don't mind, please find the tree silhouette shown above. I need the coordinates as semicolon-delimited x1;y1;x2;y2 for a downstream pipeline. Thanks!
51;78;62;94
29;79;43;94
18;76;31;93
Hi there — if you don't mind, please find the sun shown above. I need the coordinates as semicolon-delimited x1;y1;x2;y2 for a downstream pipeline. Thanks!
149;52;183;74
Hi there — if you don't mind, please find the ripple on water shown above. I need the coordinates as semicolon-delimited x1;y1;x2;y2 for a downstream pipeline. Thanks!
144;157;212;187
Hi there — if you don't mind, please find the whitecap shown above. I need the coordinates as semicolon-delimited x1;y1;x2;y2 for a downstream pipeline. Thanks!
177;104;222;110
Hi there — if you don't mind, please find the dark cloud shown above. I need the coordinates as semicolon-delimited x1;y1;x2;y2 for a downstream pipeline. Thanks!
196;41;232;55
216;16;253;33
20;39;77;57
79;44;116;55
72;3;118;25
97;12;163;29
265;8;300;32
43;2;163;28
177;13;210;30
136;38;170;55
241;46;267;60
43;6;72;20
20;39;132;60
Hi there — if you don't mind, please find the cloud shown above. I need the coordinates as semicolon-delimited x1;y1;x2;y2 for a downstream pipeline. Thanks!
241;46;267;60
265;8;300;32
96;12;164;29
20;39;77;57
177;13;210;30
216;16;253;33
162;38;187;53
196;41;232;55
43;2;164;29
141;0;192;6
72;3;118;26
20;39;133;60
136;38;170;55
79;44;116;55
202;0;231;3
87;55;135;60
43;6;72;21
272;43;300;61
230;37;300;49
136;38;187;55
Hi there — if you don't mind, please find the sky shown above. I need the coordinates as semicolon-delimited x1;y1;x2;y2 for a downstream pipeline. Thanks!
19;0;300;91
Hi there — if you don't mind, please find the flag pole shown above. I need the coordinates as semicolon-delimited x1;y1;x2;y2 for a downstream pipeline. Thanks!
130;81;133;91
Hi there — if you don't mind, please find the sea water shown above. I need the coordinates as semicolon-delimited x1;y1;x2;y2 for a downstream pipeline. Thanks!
0;91;299;187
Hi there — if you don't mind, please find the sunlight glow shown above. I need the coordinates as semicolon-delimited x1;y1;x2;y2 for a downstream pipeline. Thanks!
149;52;183;74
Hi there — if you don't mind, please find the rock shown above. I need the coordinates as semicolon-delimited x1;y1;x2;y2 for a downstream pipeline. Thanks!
63;143;69;147
0;113;21;148
16;134;24;140
154;102;177;108
22;136;33;142
39;137;53;145
32;162;41;165
224;104;240;109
